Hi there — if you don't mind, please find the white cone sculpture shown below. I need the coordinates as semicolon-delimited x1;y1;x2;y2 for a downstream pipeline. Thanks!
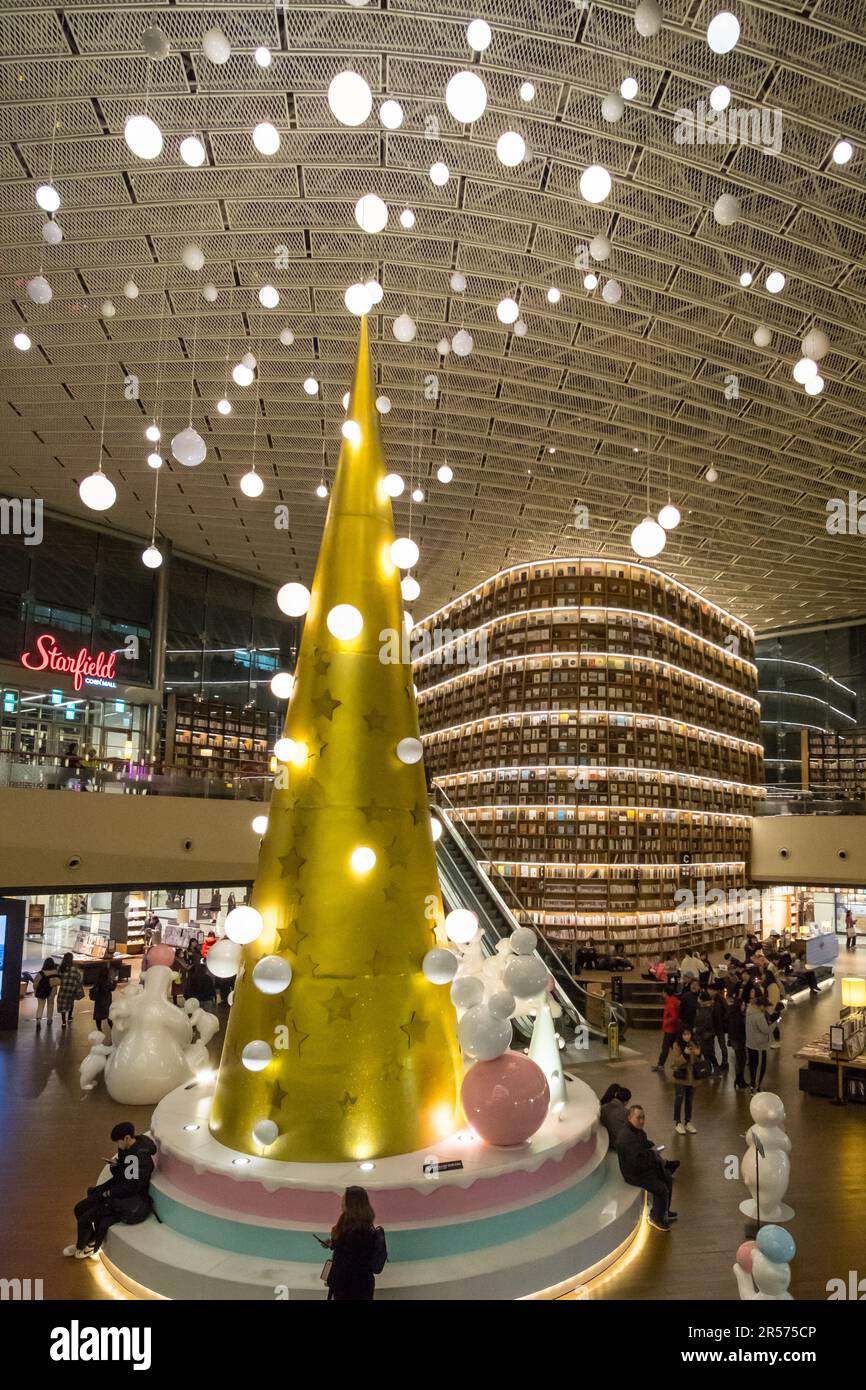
528;1000;568;1111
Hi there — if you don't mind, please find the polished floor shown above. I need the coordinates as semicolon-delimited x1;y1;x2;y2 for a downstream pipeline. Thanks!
1;952;864;1301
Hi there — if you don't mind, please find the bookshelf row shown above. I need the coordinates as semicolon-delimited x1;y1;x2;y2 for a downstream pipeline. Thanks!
482;861;749;916
458;806;751;864
435;768;761;816
164;693;280;778
805;726;866;796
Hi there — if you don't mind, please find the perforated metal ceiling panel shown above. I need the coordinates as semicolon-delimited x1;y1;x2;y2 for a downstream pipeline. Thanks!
0;1;865;628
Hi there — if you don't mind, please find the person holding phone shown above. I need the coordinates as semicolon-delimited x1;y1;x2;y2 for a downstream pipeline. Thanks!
317;1186;387;1301
669;1027;703;1135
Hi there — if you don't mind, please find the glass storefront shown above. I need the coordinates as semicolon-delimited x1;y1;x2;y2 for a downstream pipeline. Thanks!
0;684;145;774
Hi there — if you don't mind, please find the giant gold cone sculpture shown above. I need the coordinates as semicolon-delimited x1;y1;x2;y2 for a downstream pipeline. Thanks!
209;318;462;1162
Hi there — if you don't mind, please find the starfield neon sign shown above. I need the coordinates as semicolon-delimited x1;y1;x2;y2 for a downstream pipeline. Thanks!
20;633;118;691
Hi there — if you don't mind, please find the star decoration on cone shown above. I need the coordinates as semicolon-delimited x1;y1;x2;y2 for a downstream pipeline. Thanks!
338;1090;358;1115
312;649;330;679
400;1010;430;1049
277;918;308;954
311;688;341;721
363;707;387;732
281;1012;310;1057
279;845;307;879
322;987;357;1023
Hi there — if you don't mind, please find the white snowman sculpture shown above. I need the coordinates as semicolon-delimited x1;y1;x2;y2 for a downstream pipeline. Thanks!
739;1091;794;1222
733;1225;796;1301
79;965;218;1104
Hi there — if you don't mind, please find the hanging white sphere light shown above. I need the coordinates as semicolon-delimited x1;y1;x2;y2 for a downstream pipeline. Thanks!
601;93;625;123
328;70;373;126
202;28;231;64
583;273;598;290
350;846;376;874
396;737;423;764
13;332;31;351
496;296;520;324
437;463;454;483
42;218;63;244
706;466;719;483
241;1040;272;1072
412;487;424;502
466;18;492;50
546;286;561;304
273;737;297;762
399;208;416;229
739;270;753;287
26;275;52;305
393;313;417;343
252;955;292;995
631;515;666;558
365;279;383;306
713;193;740;225
635;0;663;37
142;545;163;569
226;905;264;944
180;135;206;166
182;243;205;272
450;271;467;293
383;472;404;496
327;604;364;640
254;46;272;68
79;472;116;512
124;280;139;300
35;184;60;212
342;420;361;445
436;338;449;355
707;11;740;54
240;470;264;497
344;282;373;316
513;319;528;337
100;299;116;318
342;391;350;410
765;270;785;294
147;452;162;469
580;164;612;203
422;947;458;984
207;938;243;978
445;908;479;944
430;816;443;842
354;193;388;233
216;397;232;415
391;537;419;569
276;582;311;616
401;575;421;601
429;161;449;186
146;424;161;442
709;84;732;112
792;357;818;384
258;284;280;308
303;376;319;395
602;278;622;304
831;139;853;165
242;352;257;370
496;131;526;166
141;26;170;60
233;362;255;386
270;671;295;699
445;70;488;124
520;81;536;102
804;375;825;396
753;324;772;347
279;327;295;346
202;282;219;303
452;328;473;356
589;235;611;261
376;396;392;415
171;426;207;467
124;114;164;160
316;482;328;498
801;329;830;360
658;503;681;530
379;100;403;130
620;77;639;100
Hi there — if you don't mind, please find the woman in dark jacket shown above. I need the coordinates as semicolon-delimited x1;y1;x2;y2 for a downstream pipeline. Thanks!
56;952;84;1029
321;1187;386;1301
90;965;115;1041
669;1028;703;1134
599;1085;632;1147
726;986;748;1089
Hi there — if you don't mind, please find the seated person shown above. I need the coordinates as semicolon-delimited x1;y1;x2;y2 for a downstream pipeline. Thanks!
787;957;819;995
643;959;668;983
679;952;704;982
599;1084;632;1147
576;938;599;970
64;1122;157;1259
615;1104;678;1233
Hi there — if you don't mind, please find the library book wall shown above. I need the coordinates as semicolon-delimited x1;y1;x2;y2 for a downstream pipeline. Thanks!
414;559;765;964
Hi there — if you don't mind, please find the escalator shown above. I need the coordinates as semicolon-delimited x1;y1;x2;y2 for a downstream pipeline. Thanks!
432;800;622;1043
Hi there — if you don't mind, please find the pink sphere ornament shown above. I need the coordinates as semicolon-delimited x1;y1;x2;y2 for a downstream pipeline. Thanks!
736;1239;758;1273
147;944;175;968
461;1052;550;1147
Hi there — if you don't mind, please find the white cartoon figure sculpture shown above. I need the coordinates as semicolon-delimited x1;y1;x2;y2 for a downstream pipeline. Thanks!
739;1091;794;1222
733;1225;795;1300
79;965;216;1104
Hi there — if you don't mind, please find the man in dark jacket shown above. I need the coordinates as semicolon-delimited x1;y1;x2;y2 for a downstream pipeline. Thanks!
64;1122;157;1258
615;1104;677;1232
678;978;700;1031
726;986;748;1089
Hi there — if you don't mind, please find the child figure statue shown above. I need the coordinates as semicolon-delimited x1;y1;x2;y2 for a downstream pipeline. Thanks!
733;1225;795;1300
739;1091;794;1222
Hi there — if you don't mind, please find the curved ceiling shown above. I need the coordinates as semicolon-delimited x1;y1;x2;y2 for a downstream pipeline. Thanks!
1;1;865;630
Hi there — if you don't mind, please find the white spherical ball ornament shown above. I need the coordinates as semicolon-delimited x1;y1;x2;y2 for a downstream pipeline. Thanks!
276;582;311;617
147;452;162;469
589;234;611;262
171;426;207;467
142;25;171;60
79;472;116;512
452;329;473;357
445;908;479;944
253;1120;279;1146
124;114;163;159
36;183;60;212
226;906;264;944
100;299;116;318
458;1006;511;1061
710;84;732;112
376;396;392;415
658;502;681;530
391;536;419;569
206;938;243;978
601;93;625;123
202;282;219;303
753;324;772;348
327;604;363;640
41;218;63;244
180;135;206;167
350;845;376;874
635;0;663;37
345;281;373;316
602;278;622;305
383;471;403;496
303;376;319;395
258;284;280;308
631;514;666;558
365;279;384;305
510;926;538;956
488;990;516;1020
513;319;528;337
26;275;52;305
182;243;205;272
232;363;254;387
446;70;488;124
467;18;492;50
396;736;423;764
801;329;830;360
379;99;404;130
437;464;453;484
251;815;268;834
13;332;31;351
429;161;449;186
580;164;612;203
202;27;231;64
240;470;264;497
520;80;536;102
713;193;740;225
142;545;163;569
124;280;139;299
804;375;824;396
270;671;295;699
328;70;373;126
450;975;484;1009
241;1040;272;1072
253;955;293;995
765;270;785;294
496;131;526;166
354;193;388;234
705;465;719;483
707;10;740;54
423;948;459;985
252;122;280;156
792;357;818;385
450;271;467;294
401;575;420;602
503;954;549;998
279;327;295;346
399;208;416;229
393;313;416;343
496;297;520;324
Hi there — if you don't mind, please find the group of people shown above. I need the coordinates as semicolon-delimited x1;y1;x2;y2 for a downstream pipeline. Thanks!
32;953;115;1037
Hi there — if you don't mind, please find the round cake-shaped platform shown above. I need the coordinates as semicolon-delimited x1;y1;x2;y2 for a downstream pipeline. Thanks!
102;1073;643;1300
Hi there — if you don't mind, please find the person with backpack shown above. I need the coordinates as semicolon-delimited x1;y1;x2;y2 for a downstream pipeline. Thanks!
319;1187;387;1300
56;952;84;1029
90;964;115;1041
64;1122;156;1259
33;957;60;1028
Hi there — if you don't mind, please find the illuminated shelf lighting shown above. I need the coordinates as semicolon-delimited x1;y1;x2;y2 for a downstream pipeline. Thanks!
480;859;747;872
758;689;856;722
756;656;856;698
434;766;765;795
422;708;764;753
455;804;752;824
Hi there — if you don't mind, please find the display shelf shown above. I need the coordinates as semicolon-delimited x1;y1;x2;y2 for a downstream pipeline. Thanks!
164;693;279;780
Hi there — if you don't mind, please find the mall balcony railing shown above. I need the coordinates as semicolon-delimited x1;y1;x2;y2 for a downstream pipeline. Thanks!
754;787;866;815
0;751;271;801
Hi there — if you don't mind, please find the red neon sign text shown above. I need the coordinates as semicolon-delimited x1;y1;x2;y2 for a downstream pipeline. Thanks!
20;633;118;692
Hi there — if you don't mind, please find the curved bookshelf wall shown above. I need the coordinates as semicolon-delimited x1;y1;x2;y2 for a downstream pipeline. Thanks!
414;558;765;961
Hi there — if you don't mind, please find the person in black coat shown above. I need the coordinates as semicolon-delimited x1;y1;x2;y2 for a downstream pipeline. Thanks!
599;1085;632;1148
615;1104;677;1232
90;964;115;1042
726;985;748;1089
678;978;700;1031
320;1187;387;1300
65;1123;156;1258
709;983;729;1072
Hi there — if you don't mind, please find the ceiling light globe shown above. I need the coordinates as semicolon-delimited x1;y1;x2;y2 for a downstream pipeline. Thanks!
546;286;561;303
145;424;161;442
383;473;404;496
514;319;527;336
258;284;280;308
345;282;373;315
804;375;825;396
328;70;373;126
180;135;205;166
580;164;612;203
466;19;492;50
437;464;454;484
279;328;295;345
429;161;449;186
376;396;392;414
401;575;421;601
270;670;295;700
832;140;853;165
303;376;319;395
13;332;31;351
147;452;162;469
583;273;599;290
496;131;526;166
142;545;163;569
365;279;383;305
79;471;116;512
393;313;417;342
450;271;467;293
216;397;232;415
412;488;424;502
254;46;272;68
713;193;740;225
451;329;473;356
601;93;625;122
252;121;280;155
202;28;231;64
41;218;63;244
316;483;328;498
171;426;207;467
620;77;638;100
342;420;362;445
658;503;681;530
631;515;666;558
232;363;254;386
520;81;536;102
124;280;139;299
801;329;830;360
739;271;753;287
35;184;60;212
635;0;663;37
706;10;741;54
124;114;163;160
589;234;611;261
27;275;52;305
601;278;622;304
752;324;772;347
765;271;785;294
354;193;388;233
391;537;420;570
379;100;403;130
399;208;416;229
792;357;818;384
276;582;311;616
202;283;219;302
445;70;488;124
350;846;376;874
327;604;364;640
706;466;719;483
240;470;264;497
181;243;205;272
497;296;520;324
709;84;731;112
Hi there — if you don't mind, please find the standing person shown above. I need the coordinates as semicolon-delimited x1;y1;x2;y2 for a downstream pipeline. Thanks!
763;966;784;1050
90;964;115;1042
679;951;703;983
319;1187;387;1301
56;952;84;1029
227;891;237;916
745;989;772;1093
846;909;857;953
670;1027;703;1134
726;984;748;1089
614;1104;677;1232
697;951;714;988
200;929;218;960
693;990;720;1074
599;1085;633;1147
743;933;761;962
710;982;729;1072
64;1123;156;1259
652;984;681;1072
33;957;60;1028
678;978;701;1032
